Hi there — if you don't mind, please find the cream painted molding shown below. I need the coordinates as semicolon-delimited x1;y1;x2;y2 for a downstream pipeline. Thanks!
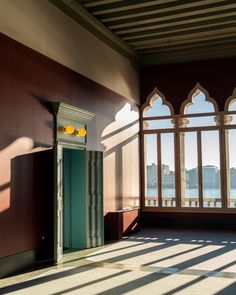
50;0;140;63
52;102;95;124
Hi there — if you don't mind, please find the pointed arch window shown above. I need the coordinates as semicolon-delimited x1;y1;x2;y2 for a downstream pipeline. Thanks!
141;85;236;212
142;89;176;208
180;86;218;128
143;91;174;130
179;85;221;208
224;89;236;208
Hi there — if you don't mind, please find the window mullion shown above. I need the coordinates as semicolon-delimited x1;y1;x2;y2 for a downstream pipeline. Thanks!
221;126;229;210
175;130;181;208
197;131;203;208
157;133;162;208
141;133;146;210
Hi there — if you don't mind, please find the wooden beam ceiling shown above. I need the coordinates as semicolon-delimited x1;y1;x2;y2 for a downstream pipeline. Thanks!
51;0;236;66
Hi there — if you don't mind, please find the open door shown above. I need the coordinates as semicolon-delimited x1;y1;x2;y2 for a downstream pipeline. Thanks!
62;149;104;252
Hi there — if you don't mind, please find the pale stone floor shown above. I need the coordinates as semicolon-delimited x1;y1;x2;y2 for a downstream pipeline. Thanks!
1;228;236;294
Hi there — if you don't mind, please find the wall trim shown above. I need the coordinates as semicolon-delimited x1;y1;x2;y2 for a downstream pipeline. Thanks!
49;0;140;64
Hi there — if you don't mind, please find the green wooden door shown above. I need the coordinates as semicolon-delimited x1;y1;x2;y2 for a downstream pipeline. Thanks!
63;149;104;250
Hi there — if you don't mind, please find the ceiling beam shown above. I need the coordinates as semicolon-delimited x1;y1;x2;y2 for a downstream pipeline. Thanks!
140;37;236;54
91;0;177;15
128;20;236;47
134;28;236;50
108;2;236;29
98;0;227;21
123;17;236;41
115;9;236;35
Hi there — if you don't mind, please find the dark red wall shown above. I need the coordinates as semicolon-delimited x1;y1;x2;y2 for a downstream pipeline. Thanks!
141;59;236;113
0;33;138;259
3;150;54;259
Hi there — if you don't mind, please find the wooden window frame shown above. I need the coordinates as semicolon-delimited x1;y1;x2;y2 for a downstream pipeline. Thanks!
141;106;236;213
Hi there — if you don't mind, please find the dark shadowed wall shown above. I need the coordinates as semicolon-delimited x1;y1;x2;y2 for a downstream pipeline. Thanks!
141;59;236;112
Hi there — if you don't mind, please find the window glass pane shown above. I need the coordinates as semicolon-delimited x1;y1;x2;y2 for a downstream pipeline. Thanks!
144;134;158;207
227;129;236;208
161;133;176;207
184;90;215;114
231;115;236;125
201;131;221;208
143;96;171;117
228;100;236;111
180;132;199;207
143;119;174;130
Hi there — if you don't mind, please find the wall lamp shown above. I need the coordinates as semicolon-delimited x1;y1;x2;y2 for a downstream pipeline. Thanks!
62;125;87;137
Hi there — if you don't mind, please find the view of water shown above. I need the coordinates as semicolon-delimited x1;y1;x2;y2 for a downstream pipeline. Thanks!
147;188;236;198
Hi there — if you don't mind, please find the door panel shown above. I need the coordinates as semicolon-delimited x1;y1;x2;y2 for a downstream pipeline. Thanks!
86;151;104;248
63;149;86;249
62;149;104;251
63;150;71;249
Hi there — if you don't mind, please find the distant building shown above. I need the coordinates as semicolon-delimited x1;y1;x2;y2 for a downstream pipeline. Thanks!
162;169;175;188
147;163;157;187
230;168;236;188
147;163;175;188
202;165;219;188
188;168;198;188
147;164;224;189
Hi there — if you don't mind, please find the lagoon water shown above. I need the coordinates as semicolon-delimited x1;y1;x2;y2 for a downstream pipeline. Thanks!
147;188;236;198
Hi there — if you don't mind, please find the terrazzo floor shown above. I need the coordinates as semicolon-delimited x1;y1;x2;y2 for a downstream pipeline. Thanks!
1;228;236;294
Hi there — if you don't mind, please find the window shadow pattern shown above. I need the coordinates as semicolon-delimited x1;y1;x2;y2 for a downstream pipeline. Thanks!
2;229;236;295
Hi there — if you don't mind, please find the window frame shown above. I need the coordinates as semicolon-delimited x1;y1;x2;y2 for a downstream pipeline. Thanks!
141;86;236;213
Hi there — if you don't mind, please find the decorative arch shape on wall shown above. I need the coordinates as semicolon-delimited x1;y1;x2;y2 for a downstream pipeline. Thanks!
142;87;174;118
180;83;219;115
224;88;236;111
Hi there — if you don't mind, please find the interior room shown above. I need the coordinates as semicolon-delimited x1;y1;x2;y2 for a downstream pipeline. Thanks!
0;0;236;294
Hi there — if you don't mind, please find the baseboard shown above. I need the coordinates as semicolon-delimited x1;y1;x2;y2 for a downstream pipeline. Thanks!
0;250;37;278
141;212;236;230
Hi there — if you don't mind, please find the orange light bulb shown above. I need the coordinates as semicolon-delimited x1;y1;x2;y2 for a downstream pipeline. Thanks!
64;125;75;134
76;128;87;137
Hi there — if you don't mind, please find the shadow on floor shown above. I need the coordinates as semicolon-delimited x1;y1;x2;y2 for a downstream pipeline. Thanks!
1;228;236;295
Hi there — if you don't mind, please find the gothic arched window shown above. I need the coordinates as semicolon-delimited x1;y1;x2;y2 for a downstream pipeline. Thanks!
224;88;236;208
141;84;236;211
179;85;220;208
142;89;176;208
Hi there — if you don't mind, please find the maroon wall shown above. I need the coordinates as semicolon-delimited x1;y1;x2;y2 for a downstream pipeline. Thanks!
4;150;54;259
0;33;138;260
141;59;236;113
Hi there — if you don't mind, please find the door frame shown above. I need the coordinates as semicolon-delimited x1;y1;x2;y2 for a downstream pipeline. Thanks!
52;102;95;263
